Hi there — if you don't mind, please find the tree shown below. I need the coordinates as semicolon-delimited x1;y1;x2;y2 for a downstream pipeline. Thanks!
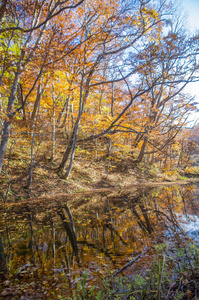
76;2;199;168
57;0;163;177
0;0;85;174
128;12;199;164
0;0;198;180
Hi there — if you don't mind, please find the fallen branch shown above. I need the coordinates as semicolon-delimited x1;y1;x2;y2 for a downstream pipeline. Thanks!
113;246;150;277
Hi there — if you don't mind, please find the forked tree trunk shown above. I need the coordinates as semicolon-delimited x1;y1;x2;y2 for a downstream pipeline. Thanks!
58;111;82;177
58;206;80;266
58;58;85;177
58;121;78;174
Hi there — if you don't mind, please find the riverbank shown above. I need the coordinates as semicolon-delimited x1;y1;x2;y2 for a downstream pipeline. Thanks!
1;178;199;299
1;155;199;203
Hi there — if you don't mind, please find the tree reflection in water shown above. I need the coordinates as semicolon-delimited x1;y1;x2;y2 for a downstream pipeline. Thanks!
0;184;198;298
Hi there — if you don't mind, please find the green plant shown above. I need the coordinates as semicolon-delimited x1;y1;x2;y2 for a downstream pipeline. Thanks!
65;242;199;299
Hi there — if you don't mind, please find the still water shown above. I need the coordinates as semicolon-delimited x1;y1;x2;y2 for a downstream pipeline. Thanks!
0;184;199;298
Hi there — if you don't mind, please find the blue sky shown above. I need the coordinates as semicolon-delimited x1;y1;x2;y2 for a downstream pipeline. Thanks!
181;0;199;31
180;0;199;125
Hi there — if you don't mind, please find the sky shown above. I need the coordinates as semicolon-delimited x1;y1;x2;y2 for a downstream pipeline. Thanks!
180;0;199;126
181;0;199;32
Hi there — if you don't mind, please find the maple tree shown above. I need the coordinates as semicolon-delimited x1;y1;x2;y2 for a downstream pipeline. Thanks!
0;0;198;180
0;0;85;174
79;10;198;166
0;2;199;297
56;0;169;177
1;3;199;296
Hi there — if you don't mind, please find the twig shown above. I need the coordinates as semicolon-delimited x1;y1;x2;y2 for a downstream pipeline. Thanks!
113;246;150;277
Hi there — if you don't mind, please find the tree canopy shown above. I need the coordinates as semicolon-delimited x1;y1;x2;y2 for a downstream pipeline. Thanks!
0;0;198;181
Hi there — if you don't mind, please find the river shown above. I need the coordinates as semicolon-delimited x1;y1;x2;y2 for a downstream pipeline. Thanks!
0;183;199;299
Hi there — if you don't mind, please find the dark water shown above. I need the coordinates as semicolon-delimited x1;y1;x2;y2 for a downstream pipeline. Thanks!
0;184;199;298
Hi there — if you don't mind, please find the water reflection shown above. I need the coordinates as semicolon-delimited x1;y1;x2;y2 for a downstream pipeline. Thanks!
0;184;199;298
178;214;199;241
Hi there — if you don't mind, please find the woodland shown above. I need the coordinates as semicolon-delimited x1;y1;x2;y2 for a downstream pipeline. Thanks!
0;0;199;183
0;0;199;299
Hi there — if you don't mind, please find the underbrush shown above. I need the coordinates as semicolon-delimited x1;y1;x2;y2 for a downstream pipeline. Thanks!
71;241;199;300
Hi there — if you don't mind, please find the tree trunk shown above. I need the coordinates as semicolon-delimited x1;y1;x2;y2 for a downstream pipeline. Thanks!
58;206;80;266
26;89;41;188
137;138;147;163
0;73;20;174
31;84;43;121
52;222;56;274
51;83;56;161
111;82;114;117
106;139;112;178
0;120;11;174
0;232;6;280
58;68;85;177
57;96;69;126
28;123;36;188
0;0;8;23
58;112;82;177
58;122;77;173
29;213;36;266
63;127;79;178
17;83;26;120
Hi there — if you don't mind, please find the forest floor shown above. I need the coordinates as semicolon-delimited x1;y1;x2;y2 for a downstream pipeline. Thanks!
1;152;199;203
1;154;199;299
